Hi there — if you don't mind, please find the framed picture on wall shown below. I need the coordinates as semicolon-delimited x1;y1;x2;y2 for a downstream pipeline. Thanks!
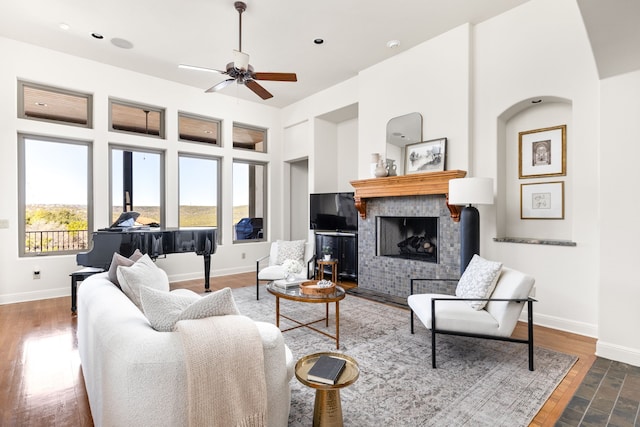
520;181;564;219
518;125;566;178
404;137;447;174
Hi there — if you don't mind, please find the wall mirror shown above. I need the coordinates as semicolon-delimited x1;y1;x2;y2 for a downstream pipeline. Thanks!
385;112;423;175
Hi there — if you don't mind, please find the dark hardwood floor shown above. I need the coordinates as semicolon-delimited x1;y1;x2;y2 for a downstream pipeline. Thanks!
0;272;596;426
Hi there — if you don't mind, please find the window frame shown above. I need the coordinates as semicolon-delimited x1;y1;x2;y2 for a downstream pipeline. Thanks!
178;111;222;146
18;133;94;257
178;152;222;243
17;80;93;128
232;159;267;243
109;98;166;139
109;144;166;227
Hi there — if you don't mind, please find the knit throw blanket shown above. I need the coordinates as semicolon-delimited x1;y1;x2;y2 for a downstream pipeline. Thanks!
176;315;267;427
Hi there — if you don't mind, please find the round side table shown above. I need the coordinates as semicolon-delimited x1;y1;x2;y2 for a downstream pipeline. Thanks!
317;258;338;283
295;352;359;427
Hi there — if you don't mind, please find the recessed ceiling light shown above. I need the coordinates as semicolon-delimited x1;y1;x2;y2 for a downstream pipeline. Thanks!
204;130;213;134
111;38;134;49
91;33;104;40
386;39;400;48
314;38;324;45
59;23;70;31
35;102;48;107
531;99;543;104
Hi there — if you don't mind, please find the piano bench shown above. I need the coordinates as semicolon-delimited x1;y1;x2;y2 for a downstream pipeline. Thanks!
71;267;105;314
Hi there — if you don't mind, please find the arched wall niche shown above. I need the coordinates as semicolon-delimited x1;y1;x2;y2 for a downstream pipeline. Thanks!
495;96;575;243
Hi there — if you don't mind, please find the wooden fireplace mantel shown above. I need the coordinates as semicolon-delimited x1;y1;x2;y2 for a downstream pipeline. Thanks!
350;170;467;221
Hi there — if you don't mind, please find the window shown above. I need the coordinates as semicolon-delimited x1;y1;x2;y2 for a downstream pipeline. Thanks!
179;154;220;229
233;160;266;241
109;99;165;138
178;112;221;145
19;135;92;255
18;80;92;128
233;122;267;152
110;147;164;226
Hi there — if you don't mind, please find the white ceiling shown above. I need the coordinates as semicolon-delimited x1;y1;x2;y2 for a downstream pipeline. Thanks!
0;0;530;108
2;1;637;108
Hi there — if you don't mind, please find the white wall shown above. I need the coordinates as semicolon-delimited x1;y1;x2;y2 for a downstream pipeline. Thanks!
473;0;600;339
598;69;640;366
0;36;284;304
357;24;472;177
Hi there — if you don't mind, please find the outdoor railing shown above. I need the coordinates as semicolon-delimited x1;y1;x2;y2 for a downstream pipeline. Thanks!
25;230;88;253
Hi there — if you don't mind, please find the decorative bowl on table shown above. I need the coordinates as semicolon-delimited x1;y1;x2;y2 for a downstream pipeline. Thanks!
300;280;335;295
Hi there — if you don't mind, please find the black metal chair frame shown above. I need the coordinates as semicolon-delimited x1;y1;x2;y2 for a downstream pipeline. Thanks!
409;278;537;371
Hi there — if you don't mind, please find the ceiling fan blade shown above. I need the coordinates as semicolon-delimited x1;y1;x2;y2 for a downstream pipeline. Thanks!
205;78;235;93
254;72;297;82
245;80;273;99
179;63;227;74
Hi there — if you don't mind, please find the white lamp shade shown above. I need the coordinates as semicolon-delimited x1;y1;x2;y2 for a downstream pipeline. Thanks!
448;177;494;205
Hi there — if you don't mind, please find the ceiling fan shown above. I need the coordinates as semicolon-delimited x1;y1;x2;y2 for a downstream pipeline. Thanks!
179;1;297;100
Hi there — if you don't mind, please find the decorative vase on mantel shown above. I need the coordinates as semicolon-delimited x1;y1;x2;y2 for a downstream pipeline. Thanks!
386;159;397;176
374;159;388;177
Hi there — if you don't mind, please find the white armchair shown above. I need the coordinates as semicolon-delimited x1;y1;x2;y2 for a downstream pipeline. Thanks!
408;258;536;370
255;240;315;299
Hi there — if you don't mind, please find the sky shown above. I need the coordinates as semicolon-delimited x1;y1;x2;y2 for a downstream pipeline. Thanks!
25;138;249;207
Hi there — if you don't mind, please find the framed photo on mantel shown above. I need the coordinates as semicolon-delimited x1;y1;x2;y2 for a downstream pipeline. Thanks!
519;125;566;178
404;137;447;174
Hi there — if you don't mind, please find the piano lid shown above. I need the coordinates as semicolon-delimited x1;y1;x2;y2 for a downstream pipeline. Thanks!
110;211;140;228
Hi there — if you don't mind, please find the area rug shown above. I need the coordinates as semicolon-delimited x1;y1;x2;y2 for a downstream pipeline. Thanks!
231;285;577;426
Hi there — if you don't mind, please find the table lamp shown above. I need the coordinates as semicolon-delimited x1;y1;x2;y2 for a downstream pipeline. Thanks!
448;177;494;274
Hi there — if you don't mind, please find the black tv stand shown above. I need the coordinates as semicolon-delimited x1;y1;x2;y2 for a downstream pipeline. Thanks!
314;231;358;283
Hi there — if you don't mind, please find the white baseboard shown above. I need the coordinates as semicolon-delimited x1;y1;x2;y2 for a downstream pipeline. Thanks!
0;287;69;306
596;341;640;367
0;267;257;306
520;310;598;338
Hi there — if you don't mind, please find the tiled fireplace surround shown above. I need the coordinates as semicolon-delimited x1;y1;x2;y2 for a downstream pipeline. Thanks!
357;194;462;298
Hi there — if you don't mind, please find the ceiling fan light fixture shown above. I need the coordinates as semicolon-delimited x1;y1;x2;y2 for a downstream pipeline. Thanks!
233;50;250;71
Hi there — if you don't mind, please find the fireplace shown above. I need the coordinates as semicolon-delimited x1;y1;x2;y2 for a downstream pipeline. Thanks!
356;194;460;298
377;216;438;262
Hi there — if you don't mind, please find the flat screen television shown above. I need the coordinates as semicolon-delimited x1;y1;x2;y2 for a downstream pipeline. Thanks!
310;192;358;232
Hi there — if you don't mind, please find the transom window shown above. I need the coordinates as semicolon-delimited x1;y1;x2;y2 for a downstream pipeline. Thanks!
233;123;267;152
18;80;92;128
109;99;165;138
178;112;221;145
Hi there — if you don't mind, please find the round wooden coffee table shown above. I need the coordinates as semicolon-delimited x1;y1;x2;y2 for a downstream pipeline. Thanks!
295;352;359;427
266;281;345;349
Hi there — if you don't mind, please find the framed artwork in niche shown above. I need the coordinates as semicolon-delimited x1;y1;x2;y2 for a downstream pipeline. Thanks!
520;181;564;219
404;137;446;174
519;125;566;178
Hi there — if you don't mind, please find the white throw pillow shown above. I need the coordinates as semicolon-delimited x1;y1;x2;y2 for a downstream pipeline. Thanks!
107;249;143;288
276;240;305;264
117;254;170;310
140;286;240;332
455;254;503;310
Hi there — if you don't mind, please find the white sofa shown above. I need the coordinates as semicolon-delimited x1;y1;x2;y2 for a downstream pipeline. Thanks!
77;272;294;427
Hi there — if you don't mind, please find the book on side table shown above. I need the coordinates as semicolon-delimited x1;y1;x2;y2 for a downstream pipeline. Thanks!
273;278;306;289
307;355;346;385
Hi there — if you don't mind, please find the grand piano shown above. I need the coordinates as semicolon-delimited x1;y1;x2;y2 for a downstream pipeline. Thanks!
74;225;217;312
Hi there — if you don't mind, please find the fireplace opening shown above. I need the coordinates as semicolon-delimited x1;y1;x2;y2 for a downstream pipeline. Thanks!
376;216;438;262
